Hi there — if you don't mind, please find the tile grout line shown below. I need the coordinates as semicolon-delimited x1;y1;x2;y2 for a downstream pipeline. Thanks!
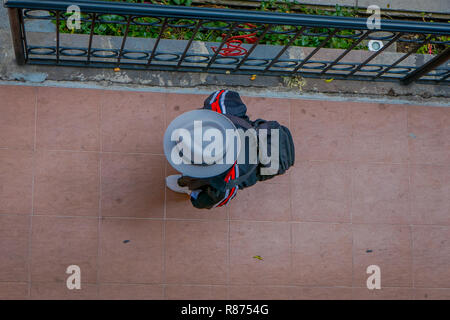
162;92;167;300
350;103;355;290
163;162;167;299
1;144;448;168
27;87;38;298
406;106;415;290
96;91;103;298
7;279;440;290
14;148;165;156
227;206;230;300
12;213;450;227
288;99;294;300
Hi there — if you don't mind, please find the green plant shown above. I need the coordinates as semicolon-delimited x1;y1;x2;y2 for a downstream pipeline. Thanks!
282;75;306;91
169;0;192;5
415;14;450;55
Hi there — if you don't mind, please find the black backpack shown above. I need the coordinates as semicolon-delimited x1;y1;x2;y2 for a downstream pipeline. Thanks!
223;115;295;189
253;118;295;182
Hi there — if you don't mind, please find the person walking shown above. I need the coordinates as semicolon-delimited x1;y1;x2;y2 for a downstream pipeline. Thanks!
164;90;295;209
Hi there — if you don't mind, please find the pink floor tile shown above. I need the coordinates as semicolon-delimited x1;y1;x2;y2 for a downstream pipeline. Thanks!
101;153;165;218
166;285;227;300
99;218;164;284
101;91;165;153
0;215;29;282
290;287;353;300
243;96;290;126
228;180;291;221
414;288;450;300
165;220;228;285
291;100;352;161
0;150;33;215
230;221;291;285
261;170;291;185
291;222;352;286
351;103;408;163
30;282;98;300
0;282;29;300
99;284;164;300
30;216;98;283
36;87;101;151
408;106;450;165
292;100;352;136
34;151;100;217
291;161;351;223
412;225;450;288
410;164;450;225
352;163;410;224
165;93;207;125
352;135;409;164
294;133;352;162
352;103;407;136
352;287;413;300
228;286;292;300
353;224;412;287
0;86;36;150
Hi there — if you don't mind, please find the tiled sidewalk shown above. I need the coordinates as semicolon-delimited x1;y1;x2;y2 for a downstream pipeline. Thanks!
0;84;449;300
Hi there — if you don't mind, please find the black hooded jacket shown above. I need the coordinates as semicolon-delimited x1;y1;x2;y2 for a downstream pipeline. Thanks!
177;90;259;209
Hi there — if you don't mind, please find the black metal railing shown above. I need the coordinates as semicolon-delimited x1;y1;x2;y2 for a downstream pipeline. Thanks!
4;0;450;85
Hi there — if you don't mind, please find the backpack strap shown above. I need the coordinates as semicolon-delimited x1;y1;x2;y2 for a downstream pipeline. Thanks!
224;164;258;189
221;113;258;190
223;113;254;130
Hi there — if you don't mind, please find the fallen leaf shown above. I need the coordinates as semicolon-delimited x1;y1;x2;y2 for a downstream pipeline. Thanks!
325;78;334;83
253;255;263;260
250;74;257;81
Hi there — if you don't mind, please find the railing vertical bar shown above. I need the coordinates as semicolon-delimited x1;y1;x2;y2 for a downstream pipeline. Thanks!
56;11;60;63
401;46;450;85
7;8;26;65
263;26;307;72
177;19;203;68
346;32;403;77
117;15;132;65
87;13;96;64
374;36;431;79
234;24;271;71
321;30;371;74
205;22;239;70
147;18;168;66
18;8;28;61
291;29;338;73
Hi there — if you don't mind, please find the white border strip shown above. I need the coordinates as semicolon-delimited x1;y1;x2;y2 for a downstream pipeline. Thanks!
0;80;448;107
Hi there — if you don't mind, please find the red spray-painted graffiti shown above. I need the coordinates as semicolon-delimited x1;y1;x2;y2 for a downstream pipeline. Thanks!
211;23;259;57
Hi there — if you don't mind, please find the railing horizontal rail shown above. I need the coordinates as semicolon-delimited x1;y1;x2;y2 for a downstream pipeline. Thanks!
5;0;450;35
